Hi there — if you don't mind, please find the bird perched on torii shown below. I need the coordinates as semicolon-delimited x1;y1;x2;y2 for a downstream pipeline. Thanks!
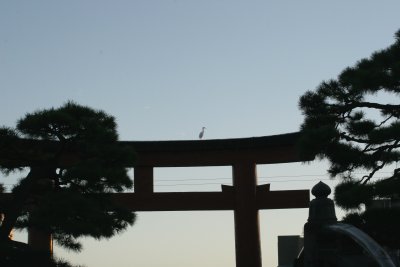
199;127;206;139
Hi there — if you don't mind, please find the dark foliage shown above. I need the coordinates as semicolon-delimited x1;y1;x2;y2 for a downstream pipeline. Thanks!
0;102;136;257
0;240;85;267
299;30;400;248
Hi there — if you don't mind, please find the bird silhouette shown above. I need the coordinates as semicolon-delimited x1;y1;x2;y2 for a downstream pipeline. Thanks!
199;127;206;139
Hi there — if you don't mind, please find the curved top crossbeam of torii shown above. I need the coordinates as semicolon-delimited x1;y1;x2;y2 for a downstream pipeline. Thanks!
0;132;312;267
123;131;306;167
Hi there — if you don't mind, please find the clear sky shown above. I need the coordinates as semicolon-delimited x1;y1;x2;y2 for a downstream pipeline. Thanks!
1;1;399;267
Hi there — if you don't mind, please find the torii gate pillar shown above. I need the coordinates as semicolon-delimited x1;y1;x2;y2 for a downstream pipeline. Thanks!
233;162;262;267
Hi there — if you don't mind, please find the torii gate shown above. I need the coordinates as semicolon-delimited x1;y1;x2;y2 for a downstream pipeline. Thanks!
4;132;310;267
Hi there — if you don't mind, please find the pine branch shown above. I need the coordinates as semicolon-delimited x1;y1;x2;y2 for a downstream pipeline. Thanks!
339;132;370;144
377;114;394;127
361;161;386;184
363;142;400;153
349;102;400;111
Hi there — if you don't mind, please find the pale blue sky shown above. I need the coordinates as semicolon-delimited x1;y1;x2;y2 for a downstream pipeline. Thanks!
1;1;400;267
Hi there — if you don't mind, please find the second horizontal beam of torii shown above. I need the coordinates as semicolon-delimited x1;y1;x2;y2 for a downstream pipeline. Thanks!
110;185;309;211
0;186;308;212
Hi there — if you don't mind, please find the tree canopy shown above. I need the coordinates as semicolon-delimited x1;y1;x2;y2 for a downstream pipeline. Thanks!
299;30;400;247
0;102;136;253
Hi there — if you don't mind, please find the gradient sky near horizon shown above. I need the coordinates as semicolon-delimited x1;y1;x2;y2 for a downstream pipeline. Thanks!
1;1;400;267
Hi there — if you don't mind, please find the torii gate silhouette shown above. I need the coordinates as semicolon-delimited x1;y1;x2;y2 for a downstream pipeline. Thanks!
5;132;310;267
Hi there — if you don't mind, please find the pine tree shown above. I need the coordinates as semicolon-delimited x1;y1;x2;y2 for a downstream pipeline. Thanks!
299;30;400;248
0;102;136;263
